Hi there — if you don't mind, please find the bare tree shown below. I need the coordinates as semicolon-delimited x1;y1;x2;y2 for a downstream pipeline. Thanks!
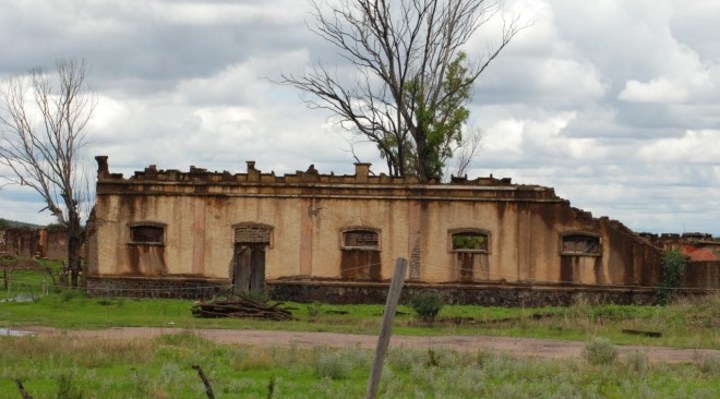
281;0;521;181
449;126;483;178
0;59;95;287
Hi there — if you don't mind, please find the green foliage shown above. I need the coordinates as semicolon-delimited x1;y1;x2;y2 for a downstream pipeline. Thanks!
60;289;86;302
5;334;720;397
583;338;618;366
656;249;687;305
56;372;84;399
699;355;720;374
452;233;485;250
315;351;354;380
306;301;322;318
401;52;473;180
411;291;444;324
624;350;649;374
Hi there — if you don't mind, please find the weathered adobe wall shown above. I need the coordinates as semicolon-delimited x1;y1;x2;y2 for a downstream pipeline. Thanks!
0;228;40;258
0;228;68;261
41;228;68;261
90;157;662;288
684;261;720;289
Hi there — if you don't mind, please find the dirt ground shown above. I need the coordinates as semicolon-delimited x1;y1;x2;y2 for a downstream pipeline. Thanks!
22;326;720;364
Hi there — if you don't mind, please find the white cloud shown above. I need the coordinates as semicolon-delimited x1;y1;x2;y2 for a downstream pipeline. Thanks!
638;129;720;163
618;78;690;103
2;0;720;234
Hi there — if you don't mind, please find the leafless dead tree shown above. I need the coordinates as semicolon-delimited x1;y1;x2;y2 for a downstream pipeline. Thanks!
450;126;483;178
281;0;521;181
0;59;95;287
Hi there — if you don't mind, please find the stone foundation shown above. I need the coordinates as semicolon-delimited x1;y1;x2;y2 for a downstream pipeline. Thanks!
85;276;230;299
268;280;659;306
86;277;709;306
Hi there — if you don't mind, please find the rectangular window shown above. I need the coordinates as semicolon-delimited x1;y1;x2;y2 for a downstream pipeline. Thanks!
450;231;489;253
562;234;600;255
342;229;380;250
130;225;164;244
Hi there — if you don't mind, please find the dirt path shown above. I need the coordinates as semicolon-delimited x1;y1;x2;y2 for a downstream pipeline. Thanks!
20;326;720;364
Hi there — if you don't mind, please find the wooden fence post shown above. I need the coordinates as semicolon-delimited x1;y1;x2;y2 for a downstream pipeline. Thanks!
366;257;408;399
192;364;215;399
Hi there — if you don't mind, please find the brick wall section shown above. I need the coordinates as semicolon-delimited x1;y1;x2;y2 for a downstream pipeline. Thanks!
267;280;658;306
85;276;655;305
684;261;720;289
85;276;230;299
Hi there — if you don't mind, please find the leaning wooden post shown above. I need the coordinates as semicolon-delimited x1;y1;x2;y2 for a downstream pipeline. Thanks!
366;257;408;399
192;364;215;399
15;379;33;399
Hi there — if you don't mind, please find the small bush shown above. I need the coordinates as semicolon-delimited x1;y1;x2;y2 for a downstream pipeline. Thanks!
411;291;444;324
583;338;618;366
56;372;84;399
656;249;687;305
306;301;322;318
624;350;649;374
60;289;85;302
315;351;353;380
699;355;720;374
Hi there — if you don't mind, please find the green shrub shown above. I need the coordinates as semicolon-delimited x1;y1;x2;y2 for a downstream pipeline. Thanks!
699;355;720;374
411;291;444;324
306;301;322;318
656;249;687;305
56;372;84;399
583;338;618;366
624;350;649;374
315;351;353;380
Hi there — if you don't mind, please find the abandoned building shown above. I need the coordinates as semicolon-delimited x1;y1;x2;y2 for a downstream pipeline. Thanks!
81;155;719;305
0;226;67;261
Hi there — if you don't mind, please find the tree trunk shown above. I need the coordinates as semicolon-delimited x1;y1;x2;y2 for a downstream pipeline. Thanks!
414;131;432;182
68;232;82;287
66;209;85;288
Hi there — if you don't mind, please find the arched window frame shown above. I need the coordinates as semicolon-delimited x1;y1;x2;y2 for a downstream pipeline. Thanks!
340;227;381;251
232;222;274;248
448;228;491;253
127;221;166;246
560;232;601;256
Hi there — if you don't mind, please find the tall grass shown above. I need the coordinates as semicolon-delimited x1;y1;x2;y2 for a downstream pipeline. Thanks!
3;334;720;398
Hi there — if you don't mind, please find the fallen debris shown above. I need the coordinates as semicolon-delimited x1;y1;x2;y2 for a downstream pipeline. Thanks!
191;296;292;321
621;329;662;338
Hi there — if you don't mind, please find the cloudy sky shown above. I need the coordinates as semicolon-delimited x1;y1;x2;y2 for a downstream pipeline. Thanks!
1;0;719;235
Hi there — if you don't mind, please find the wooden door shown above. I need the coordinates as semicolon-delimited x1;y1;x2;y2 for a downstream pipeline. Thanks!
341;249;381;280
232;244;266;295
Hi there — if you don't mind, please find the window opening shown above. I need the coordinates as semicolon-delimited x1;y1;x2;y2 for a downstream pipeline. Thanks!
130;225;164;244
562;234;600;255
451;231;489;252
342;229;380;250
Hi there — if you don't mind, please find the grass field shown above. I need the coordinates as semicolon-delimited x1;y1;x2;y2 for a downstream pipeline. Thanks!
3;284;720;349
3;263;720;397
3;332;720;398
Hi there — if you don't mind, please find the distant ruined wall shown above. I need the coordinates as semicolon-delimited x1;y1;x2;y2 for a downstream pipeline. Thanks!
0;228;40;258
44;228;68;261
684;261;720;289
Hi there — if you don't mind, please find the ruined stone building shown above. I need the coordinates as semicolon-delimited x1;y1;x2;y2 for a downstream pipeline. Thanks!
0;226;67;261
84;156;683;303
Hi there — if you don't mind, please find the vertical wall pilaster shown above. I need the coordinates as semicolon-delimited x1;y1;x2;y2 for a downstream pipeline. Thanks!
192;198;206;275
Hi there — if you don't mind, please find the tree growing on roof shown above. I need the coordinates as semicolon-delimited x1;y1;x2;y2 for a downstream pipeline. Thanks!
281;0;521;181
0;59;95;287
